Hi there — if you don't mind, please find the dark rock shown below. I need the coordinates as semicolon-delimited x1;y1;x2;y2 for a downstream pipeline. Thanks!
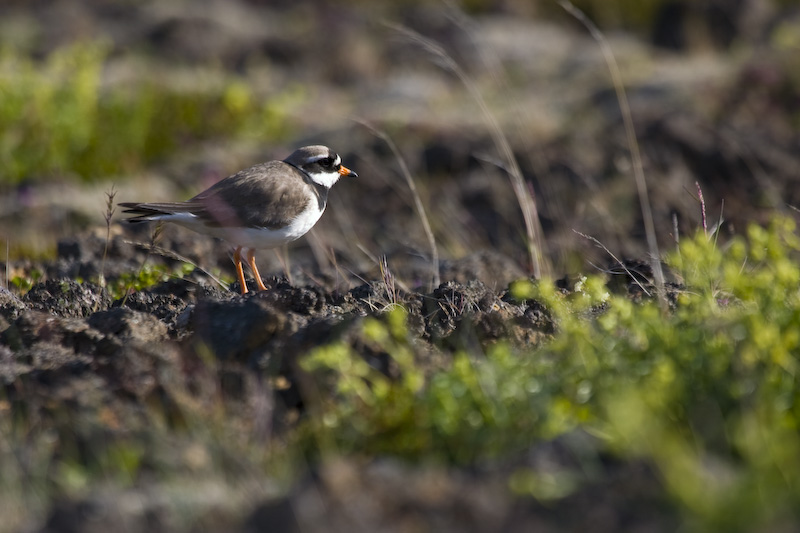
3;310;105;356
88;307;169;344
190;296;293;362
651;0;762;51
337;284;379;316
149;274;228;301
256;279;327;315
39;498;106;533
24;279;111;318
440;251;526;290
49;232;147;281
0;288;26;321
56;237;84;261
19;341;93;375
94;339;180;399
424;280;496;341
116;290;190;335
38;492;169;533
243;498;301;533
281;458;512;533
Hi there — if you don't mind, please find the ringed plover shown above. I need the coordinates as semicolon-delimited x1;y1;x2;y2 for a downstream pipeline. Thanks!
120;145;357;294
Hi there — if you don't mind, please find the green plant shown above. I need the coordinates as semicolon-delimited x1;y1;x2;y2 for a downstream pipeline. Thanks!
0;42;303;184
299;216;800;530
107;262;195;300
9;268;42;293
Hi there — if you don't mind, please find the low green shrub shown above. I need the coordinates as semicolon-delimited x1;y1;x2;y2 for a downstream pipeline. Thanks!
301;216;800;530
0;42;302;183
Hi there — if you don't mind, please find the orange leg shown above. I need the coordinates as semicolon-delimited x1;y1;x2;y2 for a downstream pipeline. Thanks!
246;248;269;291
233;246;248;294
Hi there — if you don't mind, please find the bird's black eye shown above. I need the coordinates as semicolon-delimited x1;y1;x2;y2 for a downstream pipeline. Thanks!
320;157;334;168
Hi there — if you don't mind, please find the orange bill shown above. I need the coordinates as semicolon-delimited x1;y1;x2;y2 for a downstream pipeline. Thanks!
338;165;357;178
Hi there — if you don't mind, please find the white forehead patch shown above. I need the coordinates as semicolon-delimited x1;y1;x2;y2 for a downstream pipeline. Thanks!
308;153;340;165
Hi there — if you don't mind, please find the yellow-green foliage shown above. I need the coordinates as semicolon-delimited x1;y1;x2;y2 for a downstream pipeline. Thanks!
0;42;302;183
301;216;800;530
107;262;196;299
9;268;43;293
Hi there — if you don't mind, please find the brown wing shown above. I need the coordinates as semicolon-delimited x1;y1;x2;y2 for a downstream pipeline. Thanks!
190;161;317;230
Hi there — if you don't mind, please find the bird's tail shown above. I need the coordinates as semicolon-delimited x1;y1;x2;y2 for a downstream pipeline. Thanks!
118;202;192;223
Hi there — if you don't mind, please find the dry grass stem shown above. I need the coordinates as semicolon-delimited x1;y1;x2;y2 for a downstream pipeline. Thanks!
558;0;666;307
389;23;548;279
121;222;163;306
696;181;708;237
574;229;651;297
356;243;411;294
358;120;440;290
672;212;680;247
306;227;338;280
308;232;356;291
123;237;227;291
379;255;399;306
713;199;724;247
273;245;292;285
100;185;117;287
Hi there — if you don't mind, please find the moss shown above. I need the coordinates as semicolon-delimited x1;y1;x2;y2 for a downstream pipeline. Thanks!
106;262;195;300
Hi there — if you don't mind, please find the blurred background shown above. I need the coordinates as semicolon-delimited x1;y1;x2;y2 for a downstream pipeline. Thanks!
1;0;800;285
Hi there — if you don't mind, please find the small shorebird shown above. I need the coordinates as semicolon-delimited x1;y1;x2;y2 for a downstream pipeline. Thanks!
120;145;357;294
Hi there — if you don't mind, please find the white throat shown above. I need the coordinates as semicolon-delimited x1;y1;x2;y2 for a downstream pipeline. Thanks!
307;170;341;189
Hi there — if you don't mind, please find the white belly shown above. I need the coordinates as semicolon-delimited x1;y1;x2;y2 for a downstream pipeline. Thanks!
166;205;325;250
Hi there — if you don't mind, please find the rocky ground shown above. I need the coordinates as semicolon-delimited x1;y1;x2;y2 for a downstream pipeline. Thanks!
2;227;670;533
2;0;800;531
